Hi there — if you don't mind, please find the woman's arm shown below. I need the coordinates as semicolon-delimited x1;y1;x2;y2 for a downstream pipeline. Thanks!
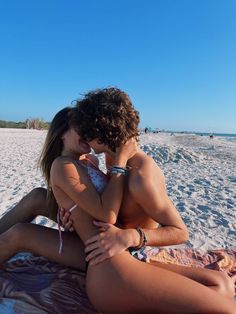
52;139;138;224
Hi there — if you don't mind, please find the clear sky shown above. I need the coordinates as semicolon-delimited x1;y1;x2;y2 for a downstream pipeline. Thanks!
0;0;235;133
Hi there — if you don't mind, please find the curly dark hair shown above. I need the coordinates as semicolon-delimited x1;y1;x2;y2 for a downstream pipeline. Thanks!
74;87;140;151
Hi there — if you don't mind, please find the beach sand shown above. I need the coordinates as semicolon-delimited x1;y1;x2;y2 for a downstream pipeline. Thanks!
0;128;235;250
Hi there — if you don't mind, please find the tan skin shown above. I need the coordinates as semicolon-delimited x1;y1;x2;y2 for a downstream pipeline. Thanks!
0;128;235;313
0;129;137;266
81;148;189;265
61;145;190;265
49;135;236;314
60;140;235;299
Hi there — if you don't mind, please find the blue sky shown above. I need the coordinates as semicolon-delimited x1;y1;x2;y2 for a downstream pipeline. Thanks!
0;0;235;133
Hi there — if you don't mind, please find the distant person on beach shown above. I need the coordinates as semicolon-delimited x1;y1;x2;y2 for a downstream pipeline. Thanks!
25;119;30;129
0;88;235;313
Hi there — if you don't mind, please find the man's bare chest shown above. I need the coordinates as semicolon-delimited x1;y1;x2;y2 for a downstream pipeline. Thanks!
117;191;145;227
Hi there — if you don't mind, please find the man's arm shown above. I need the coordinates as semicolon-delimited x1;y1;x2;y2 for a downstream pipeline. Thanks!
105;152;188;247
84;164;189;265
68;156;189;265
128;165;189;247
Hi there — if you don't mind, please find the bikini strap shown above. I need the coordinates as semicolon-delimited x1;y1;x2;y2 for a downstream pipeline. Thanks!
57;208;63;254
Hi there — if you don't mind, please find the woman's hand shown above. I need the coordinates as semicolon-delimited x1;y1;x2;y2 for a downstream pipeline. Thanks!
85;221;132;265
59;208;74;232
114;137;138;167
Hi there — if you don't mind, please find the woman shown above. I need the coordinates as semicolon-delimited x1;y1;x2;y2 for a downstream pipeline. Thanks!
0;106;136;269
1;106;235;313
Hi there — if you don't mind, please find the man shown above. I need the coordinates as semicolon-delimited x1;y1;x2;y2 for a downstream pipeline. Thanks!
61;87;188;264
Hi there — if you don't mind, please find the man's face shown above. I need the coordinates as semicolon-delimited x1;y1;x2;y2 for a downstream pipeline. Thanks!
88;139;111;154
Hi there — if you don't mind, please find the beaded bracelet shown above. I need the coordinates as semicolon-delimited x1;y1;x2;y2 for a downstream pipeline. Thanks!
112;165;129;171
110;165;128;176
134;227;147;248
111;169;127;176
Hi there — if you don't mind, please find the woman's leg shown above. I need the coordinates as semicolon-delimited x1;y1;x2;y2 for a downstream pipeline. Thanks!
68;207;236;313
0;188;51;234
149;260;235;299
0;223;86;270
86;252;236;314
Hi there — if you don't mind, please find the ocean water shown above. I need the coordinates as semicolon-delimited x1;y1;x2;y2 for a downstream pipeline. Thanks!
195;132;236;142
220;135;236;143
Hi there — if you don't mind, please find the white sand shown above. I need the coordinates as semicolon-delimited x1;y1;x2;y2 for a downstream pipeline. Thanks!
0;128;235;250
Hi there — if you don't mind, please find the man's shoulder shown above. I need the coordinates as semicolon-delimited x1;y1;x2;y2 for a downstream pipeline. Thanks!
130;152;163;178
129;156;164;193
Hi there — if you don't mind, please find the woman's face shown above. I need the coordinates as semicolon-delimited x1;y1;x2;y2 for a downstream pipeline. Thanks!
63;128;91;155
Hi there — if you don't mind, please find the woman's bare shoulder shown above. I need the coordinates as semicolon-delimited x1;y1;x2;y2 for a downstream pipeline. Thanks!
51;156;79;175
52;156;72;167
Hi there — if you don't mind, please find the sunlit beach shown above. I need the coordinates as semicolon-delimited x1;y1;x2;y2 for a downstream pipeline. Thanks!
0;0;235;312
1;128;235;250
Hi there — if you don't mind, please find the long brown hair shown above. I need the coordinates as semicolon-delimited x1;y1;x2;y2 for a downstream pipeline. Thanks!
39;107;77;219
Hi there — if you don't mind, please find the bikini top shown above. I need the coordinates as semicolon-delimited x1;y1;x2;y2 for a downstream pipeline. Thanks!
86;163;108;193
57;159;109;254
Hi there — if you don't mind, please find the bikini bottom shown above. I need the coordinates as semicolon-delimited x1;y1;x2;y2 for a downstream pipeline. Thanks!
128;246;148;262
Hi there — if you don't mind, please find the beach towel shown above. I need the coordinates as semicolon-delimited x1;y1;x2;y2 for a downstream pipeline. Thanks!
0;247;235;313
145;247;236;275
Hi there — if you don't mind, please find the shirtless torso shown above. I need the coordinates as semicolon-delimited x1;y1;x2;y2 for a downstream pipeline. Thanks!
104;149;188;248
56;150;235;314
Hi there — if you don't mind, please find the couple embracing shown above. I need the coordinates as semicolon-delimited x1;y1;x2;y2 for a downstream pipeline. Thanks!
1;88;235;313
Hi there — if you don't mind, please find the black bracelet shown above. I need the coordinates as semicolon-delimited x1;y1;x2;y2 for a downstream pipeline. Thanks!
134;227;147;248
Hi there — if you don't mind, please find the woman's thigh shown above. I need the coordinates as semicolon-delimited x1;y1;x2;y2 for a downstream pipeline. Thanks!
149;260;235;298
86;252;236;314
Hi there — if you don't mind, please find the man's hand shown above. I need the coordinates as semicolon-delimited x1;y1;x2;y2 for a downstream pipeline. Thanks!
85;221;131;265
59;207;74;232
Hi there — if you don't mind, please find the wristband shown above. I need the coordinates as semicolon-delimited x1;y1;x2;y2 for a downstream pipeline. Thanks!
134;227;147;248
111;169;127;176
112;165;129;171
111;166;128;176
